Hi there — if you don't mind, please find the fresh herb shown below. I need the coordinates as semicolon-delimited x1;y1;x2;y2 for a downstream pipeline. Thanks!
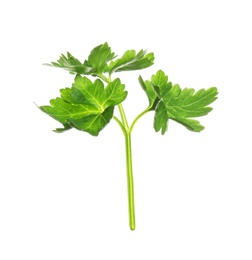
39;42;218;230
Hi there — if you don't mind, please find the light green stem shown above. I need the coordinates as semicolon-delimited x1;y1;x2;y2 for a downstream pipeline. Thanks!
129;108;149;132
118;104;129;129
117;104;135;230
124;132;135;230
114;104;150;230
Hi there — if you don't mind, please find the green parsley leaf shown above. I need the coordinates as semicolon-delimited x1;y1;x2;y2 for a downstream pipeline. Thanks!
150;70;218;133
153;100;169;134
69;107;114;136
139;70;218;134
84;42;116;74
138;75;159;110
45;52;94;75
39;75;127;136
44;42;115;76
44;43;154;79
54;123;72;133
151;69;172;97
72;75;127;109
107;49;154;74
40;97;98;123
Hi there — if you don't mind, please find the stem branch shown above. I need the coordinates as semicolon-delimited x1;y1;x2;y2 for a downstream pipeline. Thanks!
118;104;129;130
129;108;150;132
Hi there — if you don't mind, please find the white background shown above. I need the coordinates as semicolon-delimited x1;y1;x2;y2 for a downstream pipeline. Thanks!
0;0;251;259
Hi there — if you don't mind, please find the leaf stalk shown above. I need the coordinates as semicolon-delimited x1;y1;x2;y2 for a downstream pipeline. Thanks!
117;103;135;230
115;102;151;230
124;131;135;230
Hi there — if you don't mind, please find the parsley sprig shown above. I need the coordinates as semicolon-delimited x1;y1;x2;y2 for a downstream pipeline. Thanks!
39;42;218;230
